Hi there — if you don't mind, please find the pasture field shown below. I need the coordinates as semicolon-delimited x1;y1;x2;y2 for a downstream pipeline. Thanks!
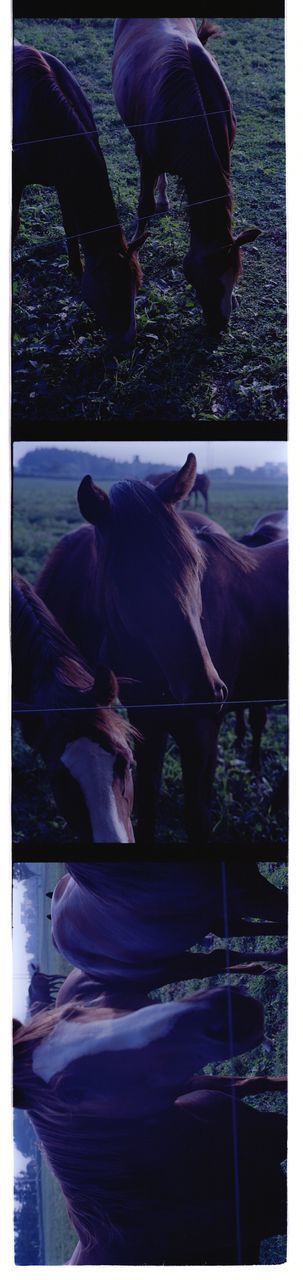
27;861;286;1265
13;17;286;421
12;475;288;846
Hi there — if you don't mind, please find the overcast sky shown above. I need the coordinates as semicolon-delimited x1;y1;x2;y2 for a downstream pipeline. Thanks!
13;439;287;472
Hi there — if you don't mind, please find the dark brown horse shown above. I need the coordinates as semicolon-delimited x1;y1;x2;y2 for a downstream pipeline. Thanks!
13;995;286;1264
51;861;287;1009
36;456;288;842
240;509;288;547
13;41;146;350
13;574;135;842
28;964;65;1014
112;18;261;333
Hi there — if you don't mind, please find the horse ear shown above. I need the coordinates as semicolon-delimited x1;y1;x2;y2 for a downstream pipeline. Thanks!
234;227;262;248
127;231;149;256
156;453;197;505
93;663;119;706
78;475;110;531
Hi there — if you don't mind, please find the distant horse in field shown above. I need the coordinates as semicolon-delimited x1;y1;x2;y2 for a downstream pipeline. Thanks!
146;468;210;512
13;993;286;1264
13;574;135;842
13;41;146;350
189;472;210;511
112;18;261;334
37;454;288;841
51;862;287;1007
28;964;65;1014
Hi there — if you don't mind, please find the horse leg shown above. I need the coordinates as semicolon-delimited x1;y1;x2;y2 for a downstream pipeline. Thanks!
204;491;209;513
225;862;288;928
154;173;170;214
235;707;247;747
131;714;168;844
134;156;159;234
57;189;82;277
173;712;219;841
248;703;268;771
152;945;287;986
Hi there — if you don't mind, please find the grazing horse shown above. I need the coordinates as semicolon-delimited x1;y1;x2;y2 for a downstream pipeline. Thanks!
51;862;287;1007
12;574;135;842
36;455;288;842
13;994;286;1264
13;41;146;350
112;18;261;333
189;472;210;511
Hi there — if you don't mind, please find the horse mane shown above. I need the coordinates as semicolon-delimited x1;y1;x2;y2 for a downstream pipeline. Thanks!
13;1003;160;1252
195;527;258;572
13;574;134;755
107;480;205;604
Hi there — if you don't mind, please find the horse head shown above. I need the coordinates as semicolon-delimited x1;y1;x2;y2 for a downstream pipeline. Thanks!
82;231;148;352
77;456;228;707
184;226;262;335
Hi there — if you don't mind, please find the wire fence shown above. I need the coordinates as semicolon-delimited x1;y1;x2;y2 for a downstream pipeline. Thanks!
12;697;288;715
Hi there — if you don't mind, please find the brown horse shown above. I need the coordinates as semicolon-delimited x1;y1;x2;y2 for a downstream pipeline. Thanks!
13;994;286;1264
13;574;135;842
36;456;287;842
112;18;261;333
51;861;287;1010
13;41;146;350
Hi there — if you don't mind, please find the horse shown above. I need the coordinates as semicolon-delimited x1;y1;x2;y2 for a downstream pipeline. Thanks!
112;18;261;334
239;510;288;548
234;510;288;765
36;454;288;842
189;472;210;511
146;468;210;512
13;995;286;1264
13;41;146;350
51;862;287;1008
12;574;135;842
28;964;65;1014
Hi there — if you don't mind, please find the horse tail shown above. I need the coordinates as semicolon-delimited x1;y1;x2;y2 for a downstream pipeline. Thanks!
197;19;221;46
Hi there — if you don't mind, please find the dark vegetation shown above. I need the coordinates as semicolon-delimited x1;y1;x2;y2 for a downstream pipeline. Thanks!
12;475;288;845
13;17;286;421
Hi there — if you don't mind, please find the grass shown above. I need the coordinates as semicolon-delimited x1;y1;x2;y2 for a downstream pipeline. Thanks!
12;475;288;845
13;17;286;421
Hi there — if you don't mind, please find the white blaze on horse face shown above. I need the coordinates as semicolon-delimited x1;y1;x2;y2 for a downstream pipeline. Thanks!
32;991;263;1117
32;1002;183;1082
60;738;131;842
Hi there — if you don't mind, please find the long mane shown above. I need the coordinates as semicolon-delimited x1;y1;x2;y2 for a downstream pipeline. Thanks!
13;574;133;755
107;480;204;606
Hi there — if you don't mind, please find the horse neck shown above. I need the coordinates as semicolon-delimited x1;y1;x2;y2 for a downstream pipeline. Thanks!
174;58;234;246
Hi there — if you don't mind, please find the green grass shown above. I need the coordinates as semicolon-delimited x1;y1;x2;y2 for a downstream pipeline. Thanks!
13;476;288;845
13;17;286;421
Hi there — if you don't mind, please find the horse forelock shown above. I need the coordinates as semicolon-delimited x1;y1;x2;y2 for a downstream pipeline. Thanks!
120;232;143;287
107;479;204;599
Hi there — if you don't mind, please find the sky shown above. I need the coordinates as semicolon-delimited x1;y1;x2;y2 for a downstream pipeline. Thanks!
13;438;288;472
